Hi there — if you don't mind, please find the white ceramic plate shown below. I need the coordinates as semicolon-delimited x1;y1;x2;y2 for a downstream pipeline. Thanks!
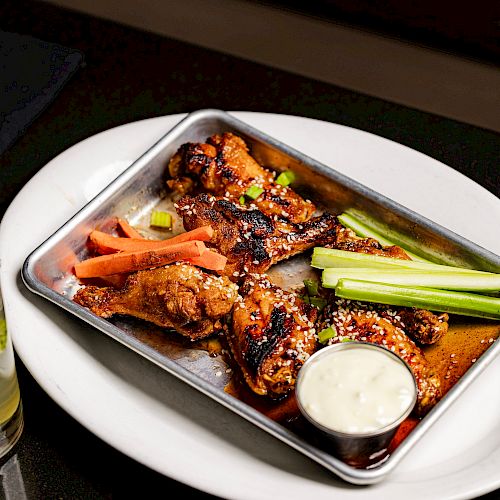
2;113;500;500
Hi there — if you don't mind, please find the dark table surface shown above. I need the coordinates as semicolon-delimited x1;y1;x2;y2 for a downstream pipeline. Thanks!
1;0;499;498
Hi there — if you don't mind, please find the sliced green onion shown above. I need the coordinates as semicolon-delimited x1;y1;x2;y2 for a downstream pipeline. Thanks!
239;196;246;205
318;326;337;344
276;170;296;187
322;268;500;292
341;338;354;343
310;297;327;310
150;210;172;229
300;295;327;310
338;213;395;247
303;279;319;296
245;185;264;200
335;279;500;320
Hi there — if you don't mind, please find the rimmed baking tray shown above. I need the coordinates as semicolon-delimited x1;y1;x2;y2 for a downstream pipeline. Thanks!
21;109;500;484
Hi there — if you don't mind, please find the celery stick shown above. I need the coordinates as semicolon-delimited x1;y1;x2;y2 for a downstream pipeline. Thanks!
344;209;438;262
335;279;500;320
337;213;431;262
323;268;500;291
312;247;488;274
338;213;397;248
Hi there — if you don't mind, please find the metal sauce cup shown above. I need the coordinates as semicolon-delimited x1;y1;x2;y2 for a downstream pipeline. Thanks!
296;342;417;467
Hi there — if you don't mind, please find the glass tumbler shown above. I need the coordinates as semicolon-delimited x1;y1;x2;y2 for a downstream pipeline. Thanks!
0;286;23;457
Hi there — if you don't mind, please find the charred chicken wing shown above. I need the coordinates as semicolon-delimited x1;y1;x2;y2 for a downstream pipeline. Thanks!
167;132;315;223
73;264;238;340
229;275;318;397
318;298;441;415
176;194;340;279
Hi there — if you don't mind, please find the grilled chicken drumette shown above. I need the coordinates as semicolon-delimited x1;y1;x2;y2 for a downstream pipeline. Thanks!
318;298;442;415
167;132;315;223
177;194;339;279
73;264;238;340
229;275;318;397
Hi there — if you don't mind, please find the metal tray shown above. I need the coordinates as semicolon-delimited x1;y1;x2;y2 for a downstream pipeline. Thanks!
22;109;500;484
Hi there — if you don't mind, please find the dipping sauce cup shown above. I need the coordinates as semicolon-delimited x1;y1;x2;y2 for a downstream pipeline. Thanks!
296;342;417;466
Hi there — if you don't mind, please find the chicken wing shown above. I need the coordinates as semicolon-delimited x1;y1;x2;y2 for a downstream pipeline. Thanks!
229;275;318;397
167;132;315;223
176;193;340;279
73;264;238;340
318;298;441;416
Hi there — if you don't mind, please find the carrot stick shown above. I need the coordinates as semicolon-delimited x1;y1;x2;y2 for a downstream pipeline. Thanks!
89;232;155;254
119;223;213;244
117;218;144;239
169;226;213;243
75;241;206;278
90;226;214;255
185;250;227;271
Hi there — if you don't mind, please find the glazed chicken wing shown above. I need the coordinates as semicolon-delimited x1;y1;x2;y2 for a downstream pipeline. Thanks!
73;264;238;340
318;298;441;415
229;275;318;397
177;194;340;279
167;132;315;223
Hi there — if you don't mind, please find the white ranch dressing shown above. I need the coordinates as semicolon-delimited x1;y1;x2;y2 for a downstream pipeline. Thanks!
299;347;415;434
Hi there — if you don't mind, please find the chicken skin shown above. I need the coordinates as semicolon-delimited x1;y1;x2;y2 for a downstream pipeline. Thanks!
229;275;318;397
167;132;315;223
73;264;238;340
318;298;441;415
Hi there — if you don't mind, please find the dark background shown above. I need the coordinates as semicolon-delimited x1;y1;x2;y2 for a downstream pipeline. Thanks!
259;0;500;65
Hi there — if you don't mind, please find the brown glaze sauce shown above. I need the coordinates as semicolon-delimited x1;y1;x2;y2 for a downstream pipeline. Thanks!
424;319;499;395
